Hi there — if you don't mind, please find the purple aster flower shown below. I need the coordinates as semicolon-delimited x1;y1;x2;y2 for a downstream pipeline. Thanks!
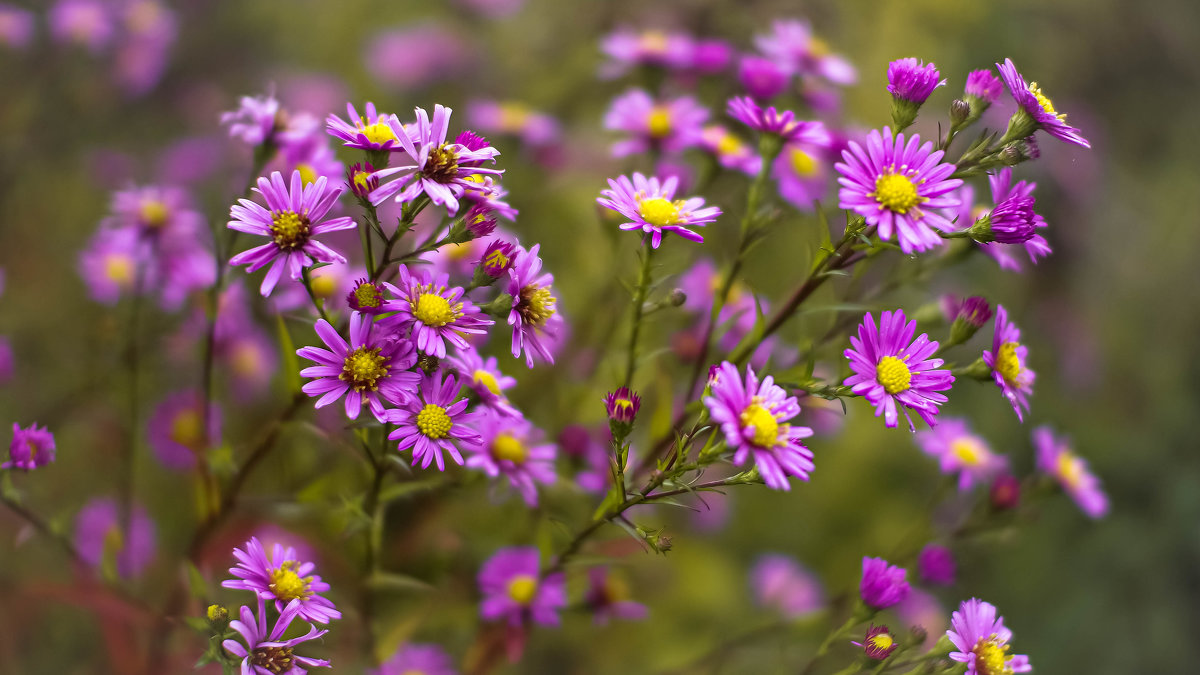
223;598;331;674
750;554;825;618
347;162;380;201
385;371;481;470
987;169;1051;261
75;498;156;579
49;0;113;52
585;567;647;625
699;125;761;175
773;140;831;212
599;28;695;77
887;58;945;104
703;361;816;490
727;96;831;144
942;295;993;345
479;239;518;279
369;104;502;216
297;312;420;422
345;278;386;314
597;173;722;248
835;127;963;253
222;536;342;624
478;547;566;627
505;244;563;367
860;556;910;609
981;305;1035;421
754;19;857;85
914;418;1007;491
220;93;312;149
146;391;220;472
228;171;356;296
843;310;954;430
371;643;457;675
5;423;55;471
444;345;518;416
1034;426;1108;518
465;410;556;506
76;232;145;305
604;387;641;425
916;545;956;586
690;38;733;73
326;101;403;151
853;624;899;660
947;598;1032;675
739;55;790;100
382;265;492;358
363;25;469;90
466;100;560;148
461;175;518;222
604;89;708;158
965;69;1003;106
997;58;1090;148
0;5;34;51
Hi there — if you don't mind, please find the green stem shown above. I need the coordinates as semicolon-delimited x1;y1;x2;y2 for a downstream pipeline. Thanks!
300;267;333;324
622;241;656;389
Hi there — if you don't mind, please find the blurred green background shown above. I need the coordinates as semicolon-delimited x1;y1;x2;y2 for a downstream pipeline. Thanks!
1;0;1197;673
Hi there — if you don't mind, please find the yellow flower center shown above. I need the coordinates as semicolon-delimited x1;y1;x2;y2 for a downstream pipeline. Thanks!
295;162;317;186
995;342;1022;384
972;636;1014;675
491;432;527;464
1027;82;1064;119
352;282;382;309
637;197;681;227
360;120;396;145
270;210;311;250
876;356;912;395
951;438;987;466
309;272;337;298
424;143;460;183
789;148;818;177
647;107;672;137
268;561;311;602
416;404;453;439
170;409;204;449
473;369;502;396
352;169;374;193
105;255;135;285
231;341;262;377
868;632;895;651
139;199;169;228
612;398;635;414
340;346;389;392
484;247;511;270
251;646;295;674
716;134;743;156
739;401;780;448
507;574;538;605
1057;450;1085;489
412;292;459;327
872;173;925;214
517;284;556;327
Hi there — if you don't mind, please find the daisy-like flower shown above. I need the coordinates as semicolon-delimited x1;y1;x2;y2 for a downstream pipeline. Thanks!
505;244;563;367
981;305;1035;421
835;127;963;254
584;567;648;625
703;361;816;490
371;643;456;675
466;99;561;148
917;545;956;586
369;104;502;216
947;598;1032;675
727;96;831;144
325;101;403;152
346;277;386;314
699;125;761;175
843;310;955;430
222;536;342;624
385;370;481;470
228;171;356;296
860;556;910;609
223;598;331;675
75;498;156;579
853;624;899;660
297;312;420;422
603;89;708;158
478;547;566;627
754;19;857;86
604;387;641;425
739;55;790;100
1034;426;1108;518
750;554;825;618
221;93;315;150
4;423;56;471
597;173;722;248
443;346;518;416
146;391;220;472
997;58;1090;148
382;265;492;358
773;139;831;212
465;410;556;506
914;418;1007;491
599;28;695;77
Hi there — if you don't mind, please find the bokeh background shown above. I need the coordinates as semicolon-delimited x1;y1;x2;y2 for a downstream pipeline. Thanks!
1;0;1197;673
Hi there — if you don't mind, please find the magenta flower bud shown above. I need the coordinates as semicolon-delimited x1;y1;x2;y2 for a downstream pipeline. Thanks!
464;204;498;239
738;55;789;100
4;423;56;471
691;39;733;73
853;624;899;660
346;278;386;314
455;129;491;152
347;162;379;200
887;57;944;105
965;69;1003;105
917;545;956;586
604;387;641;424
942;295;993;346
971;196;1038;244
990;474;1021;510
860;556;910;609
479;239;517;278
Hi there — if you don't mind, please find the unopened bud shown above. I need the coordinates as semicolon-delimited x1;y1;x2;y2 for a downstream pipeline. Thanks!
206;604;229;627
990;474;1021;510
909;624;929;646
999;144;1022;166
666;288;687;307
949;99;971;126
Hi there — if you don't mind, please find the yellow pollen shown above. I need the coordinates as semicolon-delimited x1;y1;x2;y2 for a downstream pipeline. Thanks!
268;562;311;602
739;401;780;448
295;163;318;186
872;173;925;214
951;438;987;466
473;370;502;396
507;574;538;605
716;134;743;156
170;409;204;449
425;144;460;183
484;248;511;270
1027;82;1064;119
352;282;381;308
518;285;556;327
25;440;38;463
270;210;310;250
1057;450;1085;489
789;148;818;177
868;633;895;651
412;292;459;326
359;120;396;145
614;398;634;412
647;107;672;137
995;342;1022;384
416;404;453;439
104;255;135;285
876;356;912;395
352;170;373;192
340;346;390;391
972;636;1014;675
139;199;169;228
310;273;337;298
637;197;681;227
491;432;527;464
